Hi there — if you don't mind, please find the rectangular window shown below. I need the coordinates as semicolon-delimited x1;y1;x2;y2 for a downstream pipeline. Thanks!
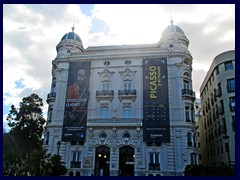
191;108;195;123
211;93;214;105
215;66;219;75
48;106;53;122
187;133;192;146
190;153;197;165
185;107;190;122
100;107;108;118
229;97;235;111
71;151;81;168
216;83;222;96
72;151;81;162
225;61;233;71
149;153;160;170
214;89;217;101
150;153;154;164
123;107;132;118
227;78;235;92
218;100;224;115
184;80;190;90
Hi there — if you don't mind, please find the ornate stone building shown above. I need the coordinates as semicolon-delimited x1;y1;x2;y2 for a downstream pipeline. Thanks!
44;21;197;176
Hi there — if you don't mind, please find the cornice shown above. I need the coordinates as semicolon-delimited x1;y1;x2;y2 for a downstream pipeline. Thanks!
52;51;192;64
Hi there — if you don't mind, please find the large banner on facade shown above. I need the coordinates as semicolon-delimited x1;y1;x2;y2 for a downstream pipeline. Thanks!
143;58;170;143
62;61;91;142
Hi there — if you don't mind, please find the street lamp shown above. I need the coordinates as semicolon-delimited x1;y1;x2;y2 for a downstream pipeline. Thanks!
57;141;61;155
223;135;231;166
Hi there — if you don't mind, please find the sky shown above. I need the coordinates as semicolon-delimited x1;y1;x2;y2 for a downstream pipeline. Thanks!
3;4;235;131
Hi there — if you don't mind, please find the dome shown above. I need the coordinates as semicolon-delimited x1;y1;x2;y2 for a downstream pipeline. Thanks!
161;20;185;38
60;26;82;44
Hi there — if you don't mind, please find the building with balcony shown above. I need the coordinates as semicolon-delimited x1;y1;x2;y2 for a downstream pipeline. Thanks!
44;20;197;176
198;50;235;166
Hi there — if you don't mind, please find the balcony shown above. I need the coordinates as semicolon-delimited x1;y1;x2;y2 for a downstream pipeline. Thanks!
118;89;137;101
87;118;142;127
46;92;56;103
96;90;114;101
70;161;81;168
148;163;160;171
182;89;195;99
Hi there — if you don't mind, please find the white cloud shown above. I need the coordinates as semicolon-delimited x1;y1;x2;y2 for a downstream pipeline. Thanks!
218;30;235;42
3;4;235;124
203;25;216;34
91;4;169;45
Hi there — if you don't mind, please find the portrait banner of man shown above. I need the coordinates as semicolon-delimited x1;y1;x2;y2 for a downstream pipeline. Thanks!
62;61;91;142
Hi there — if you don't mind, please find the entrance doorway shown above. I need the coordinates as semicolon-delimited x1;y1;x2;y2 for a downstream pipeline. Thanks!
94;145;110;176
119;146;135;176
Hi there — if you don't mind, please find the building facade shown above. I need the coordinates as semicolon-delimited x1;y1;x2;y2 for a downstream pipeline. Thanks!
194;99;202;164
198;50;235;166
44;21;197;176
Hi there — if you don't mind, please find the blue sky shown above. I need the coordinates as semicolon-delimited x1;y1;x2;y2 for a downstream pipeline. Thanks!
3;4;235;131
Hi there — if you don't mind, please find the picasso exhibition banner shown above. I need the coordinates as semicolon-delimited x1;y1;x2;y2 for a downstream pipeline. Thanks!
62;61;91;142
143;58;170;143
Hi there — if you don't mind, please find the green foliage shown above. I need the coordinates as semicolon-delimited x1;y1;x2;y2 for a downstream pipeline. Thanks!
6;93;45;154
3;93;67;176
184;164;235;176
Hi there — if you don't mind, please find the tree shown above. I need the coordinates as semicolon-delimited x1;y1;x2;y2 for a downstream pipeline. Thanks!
4;94;45;175
6;93;45;154
4;93;67;176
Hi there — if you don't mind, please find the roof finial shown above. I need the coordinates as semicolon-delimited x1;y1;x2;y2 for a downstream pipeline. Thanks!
170;16;174;25
72;24;75;32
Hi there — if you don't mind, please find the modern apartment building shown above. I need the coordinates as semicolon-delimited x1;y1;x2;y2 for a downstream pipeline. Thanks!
198;50;235;166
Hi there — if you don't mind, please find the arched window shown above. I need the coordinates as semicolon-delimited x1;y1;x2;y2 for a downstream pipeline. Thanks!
102;80;110;91
183;72;190;78
124;80;132;91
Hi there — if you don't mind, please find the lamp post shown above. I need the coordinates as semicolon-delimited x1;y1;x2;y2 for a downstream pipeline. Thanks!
57;141;61;155
223;135;231;166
